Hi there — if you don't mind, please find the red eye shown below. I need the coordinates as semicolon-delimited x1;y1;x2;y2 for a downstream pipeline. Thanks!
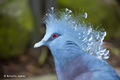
52;34;58;38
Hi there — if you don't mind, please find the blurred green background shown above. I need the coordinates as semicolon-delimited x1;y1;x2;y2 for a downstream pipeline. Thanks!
0;0;120;79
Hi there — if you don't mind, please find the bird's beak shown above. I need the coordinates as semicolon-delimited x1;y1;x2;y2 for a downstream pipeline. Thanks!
34;40;44;48
34;33;50;48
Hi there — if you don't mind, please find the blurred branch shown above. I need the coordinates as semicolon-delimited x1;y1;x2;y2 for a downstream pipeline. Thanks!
29;0;56;65
29;0;43;45
117;0;120;6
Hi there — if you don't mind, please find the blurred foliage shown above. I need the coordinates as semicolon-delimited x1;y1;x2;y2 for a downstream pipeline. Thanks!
111;45;120;56
38;47;48;65
58;0;120;39
0;0;33;59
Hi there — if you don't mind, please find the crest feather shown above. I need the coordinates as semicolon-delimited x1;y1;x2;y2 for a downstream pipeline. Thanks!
44;7;109;59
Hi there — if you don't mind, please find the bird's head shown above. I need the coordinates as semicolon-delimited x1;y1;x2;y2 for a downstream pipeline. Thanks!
34;8;78;53
34;13;77;53
34;7;109;59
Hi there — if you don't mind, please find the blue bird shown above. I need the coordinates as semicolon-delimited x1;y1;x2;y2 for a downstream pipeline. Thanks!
34;7;120;80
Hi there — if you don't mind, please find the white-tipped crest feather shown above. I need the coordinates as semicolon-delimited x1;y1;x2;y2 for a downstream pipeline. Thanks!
44;7;109;59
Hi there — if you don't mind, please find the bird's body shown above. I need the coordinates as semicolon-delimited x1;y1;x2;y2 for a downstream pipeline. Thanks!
34;7;120;80
53;41;119;80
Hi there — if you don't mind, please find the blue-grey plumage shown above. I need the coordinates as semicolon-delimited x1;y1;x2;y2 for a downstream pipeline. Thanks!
34;7;120;80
